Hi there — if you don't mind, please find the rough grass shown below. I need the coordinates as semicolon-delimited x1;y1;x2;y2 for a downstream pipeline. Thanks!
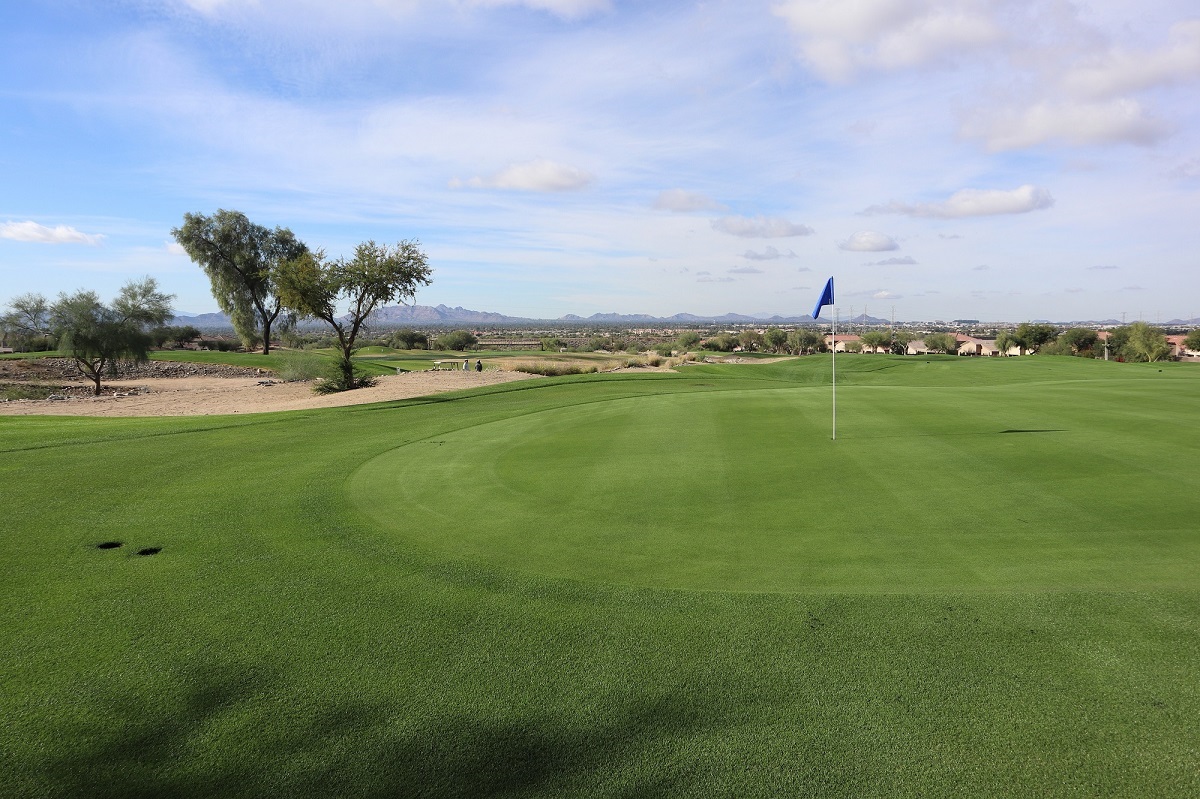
2;355;1198;798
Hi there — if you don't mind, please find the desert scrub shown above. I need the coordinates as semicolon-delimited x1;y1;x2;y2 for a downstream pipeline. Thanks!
275;350;328;382
1;383;56;400
502;361;599;376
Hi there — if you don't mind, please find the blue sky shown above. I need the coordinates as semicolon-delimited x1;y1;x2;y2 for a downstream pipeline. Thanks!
2;0;1198;321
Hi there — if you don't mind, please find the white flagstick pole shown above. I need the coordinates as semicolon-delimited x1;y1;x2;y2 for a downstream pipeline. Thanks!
832;307;837;441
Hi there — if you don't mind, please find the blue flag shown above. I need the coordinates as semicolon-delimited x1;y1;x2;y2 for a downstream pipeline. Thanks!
812;277;834;320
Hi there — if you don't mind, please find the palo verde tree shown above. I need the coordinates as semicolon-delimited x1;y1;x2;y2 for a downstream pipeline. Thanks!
1185;328;1200;353
922;332;958;354
1124;321;1170;362
172;210;309;354
50;277;174;395
2;292;53;350
1058;327;1099;356
276;239;432;392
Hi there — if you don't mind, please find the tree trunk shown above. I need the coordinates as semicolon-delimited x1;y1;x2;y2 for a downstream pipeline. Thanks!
261;315;272;355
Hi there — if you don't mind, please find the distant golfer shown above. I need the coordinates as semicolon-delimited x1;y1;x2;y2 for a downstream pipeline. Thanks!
475;359;483;372
462;359;469;371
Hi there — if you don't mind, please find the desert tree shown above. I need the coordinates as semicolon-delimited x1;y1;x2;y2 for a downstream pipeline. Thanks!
676;331;701;351
1184;329;1200;353
2;292;53;350
50;277;174;395
859;330;890;353
434;330;478;352
172;210;309;354
922;332;958;354
788;328;824;355
1058;327;1099;356
764;327;788;352
889;330;916;355
1124;321;1170;362
275;239;432;391
994;330;1017;355
1013;322;1058;354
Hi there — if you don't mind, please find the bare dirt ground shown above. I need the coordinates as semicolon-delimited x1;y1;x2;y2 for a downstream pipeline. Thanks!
0;369;541;417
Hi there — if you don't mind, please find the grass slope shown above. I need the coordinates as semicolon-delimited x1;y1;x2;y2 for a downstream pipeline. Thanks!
2;356;1198;797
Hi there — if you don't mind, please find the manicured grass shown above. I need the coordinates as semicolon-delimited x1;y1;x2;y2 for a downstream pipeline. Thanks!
2;356;1198;797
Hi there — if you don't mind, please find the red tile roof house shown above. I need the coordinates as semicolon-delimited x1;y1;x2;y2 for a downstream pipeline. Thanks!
1167;335;1199;361
906;339;930;355
824;334;862;352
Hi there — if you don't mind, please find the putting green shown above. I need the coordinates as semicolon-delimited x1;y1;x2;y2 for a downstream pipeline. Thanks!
349;381;1200;593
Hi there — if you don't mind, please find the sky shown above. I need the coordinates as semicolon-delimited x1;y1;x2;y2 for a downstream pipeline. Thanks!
2;0;1198;322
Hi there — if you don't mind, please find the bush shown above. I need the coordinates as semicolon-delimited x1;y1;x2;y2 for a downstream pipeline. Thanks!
390;328;428;350
314;358;377;394
654;344;674;357
275;350;327;382
434;330;478;351
504;361;597;376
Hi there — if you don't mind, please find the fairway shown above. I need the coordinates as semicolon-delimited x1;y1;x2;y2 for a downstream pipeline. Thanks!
353;367;1200;592
3;355;1200;798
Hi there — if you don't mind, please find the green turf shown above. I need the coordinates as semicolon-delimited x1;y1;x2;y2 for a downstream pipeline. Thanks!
2;355;1198;797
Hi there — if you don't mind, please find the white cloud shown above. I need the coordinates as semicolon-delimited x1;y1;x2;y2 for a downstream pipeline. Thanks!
728;265;764;274
965;98;1172;150
839;231;897;251
772;0;1004;82
467;0;612;20
653;189;724;212
1168;158;1200;180
711;215;814;238
866;256;917;265
1061;20;1200;100
743;246;797;260
698;275;736;283
0;221;105;245
451;160;594;192
862;184;1055;218
972;264;989;271
872;290;901;299
166;241;188;255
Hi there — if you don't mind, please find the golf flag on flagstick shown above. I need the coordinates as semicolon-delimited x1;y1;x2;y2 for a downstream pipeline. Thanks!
812;277;834;320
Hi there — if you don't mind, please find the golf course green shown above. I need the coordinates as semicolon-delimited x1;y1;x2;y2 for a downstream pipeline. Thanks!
2;355;1198;797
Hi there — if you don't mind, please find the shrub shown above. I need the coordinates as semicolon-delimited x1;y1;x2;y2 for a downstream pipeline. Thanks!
654;344;674;357
434;330;477;351
314;358;377;394
276;350;327;382
503;361;597;376
390;328;428;350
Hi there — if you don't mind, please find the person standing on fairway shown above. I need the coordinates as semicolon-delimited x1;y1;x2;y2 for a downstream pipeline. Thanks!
462;359;469;371
475;359;482;372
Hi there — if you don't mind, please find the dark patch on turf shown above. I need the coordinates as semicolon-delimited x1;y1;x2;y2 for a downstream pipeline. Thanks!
137;547;162;557
96;541;123;550
999;429;1066;434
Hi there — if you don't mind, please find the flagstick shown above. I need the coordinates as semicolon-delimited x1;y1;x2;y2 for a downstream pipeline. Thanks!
832;307;837;441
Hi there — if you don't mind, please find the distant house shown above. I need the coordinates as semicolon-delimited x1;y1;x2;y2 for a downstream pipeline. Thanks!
824;334;862;352
906;339;930;356
955;335;1001;357
1167;335;1199;361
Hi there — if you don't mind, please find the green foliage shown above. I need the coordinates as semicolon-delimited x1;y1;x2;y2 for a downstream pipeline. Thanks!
702;333;738;352
1123;321;1170;362
1058;327;1099;356
788;328;824;354
1;383;55;400
540;336;564;351
50;277;174;394
172;210;308;354
275;350;328;382
1014;322;1058;353
654;344;674;357
859;330;890;352
889;330;916;355
994;330;1016;355
389;328;428;350
737;330;764;352
763;327;787;352
149;325;202;348
434;330;478;351
2;293;51;351
276;239;432;391
676;331;701;351
922;332;958;353
1185;329;1200;352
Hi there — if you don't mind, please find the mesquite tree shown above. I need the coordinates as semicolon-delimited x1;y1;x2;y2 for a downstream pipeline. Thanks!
50;278;174;395
275;240;432;391
172;210;308;354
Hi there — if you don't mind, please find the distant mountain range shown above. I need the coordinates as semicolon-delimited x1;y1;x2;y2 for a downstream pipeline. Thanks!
171;306;1200;329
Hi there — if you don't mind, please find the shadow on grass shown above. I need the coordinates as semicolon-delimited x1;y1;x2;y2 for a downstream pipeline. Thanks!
36;663;727;798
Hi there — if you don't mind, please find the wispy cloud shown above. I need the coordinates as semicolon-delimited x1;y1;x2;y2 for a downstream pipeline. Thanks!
866;256;916;266
0;221;105;245
711;216;814;238
1088;264;1119;270
862;185;1054;218
450;160;594;191
839;231;897;252
742;246;797;260
728;265;764;274
972;264;990;271
653;189;724;212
